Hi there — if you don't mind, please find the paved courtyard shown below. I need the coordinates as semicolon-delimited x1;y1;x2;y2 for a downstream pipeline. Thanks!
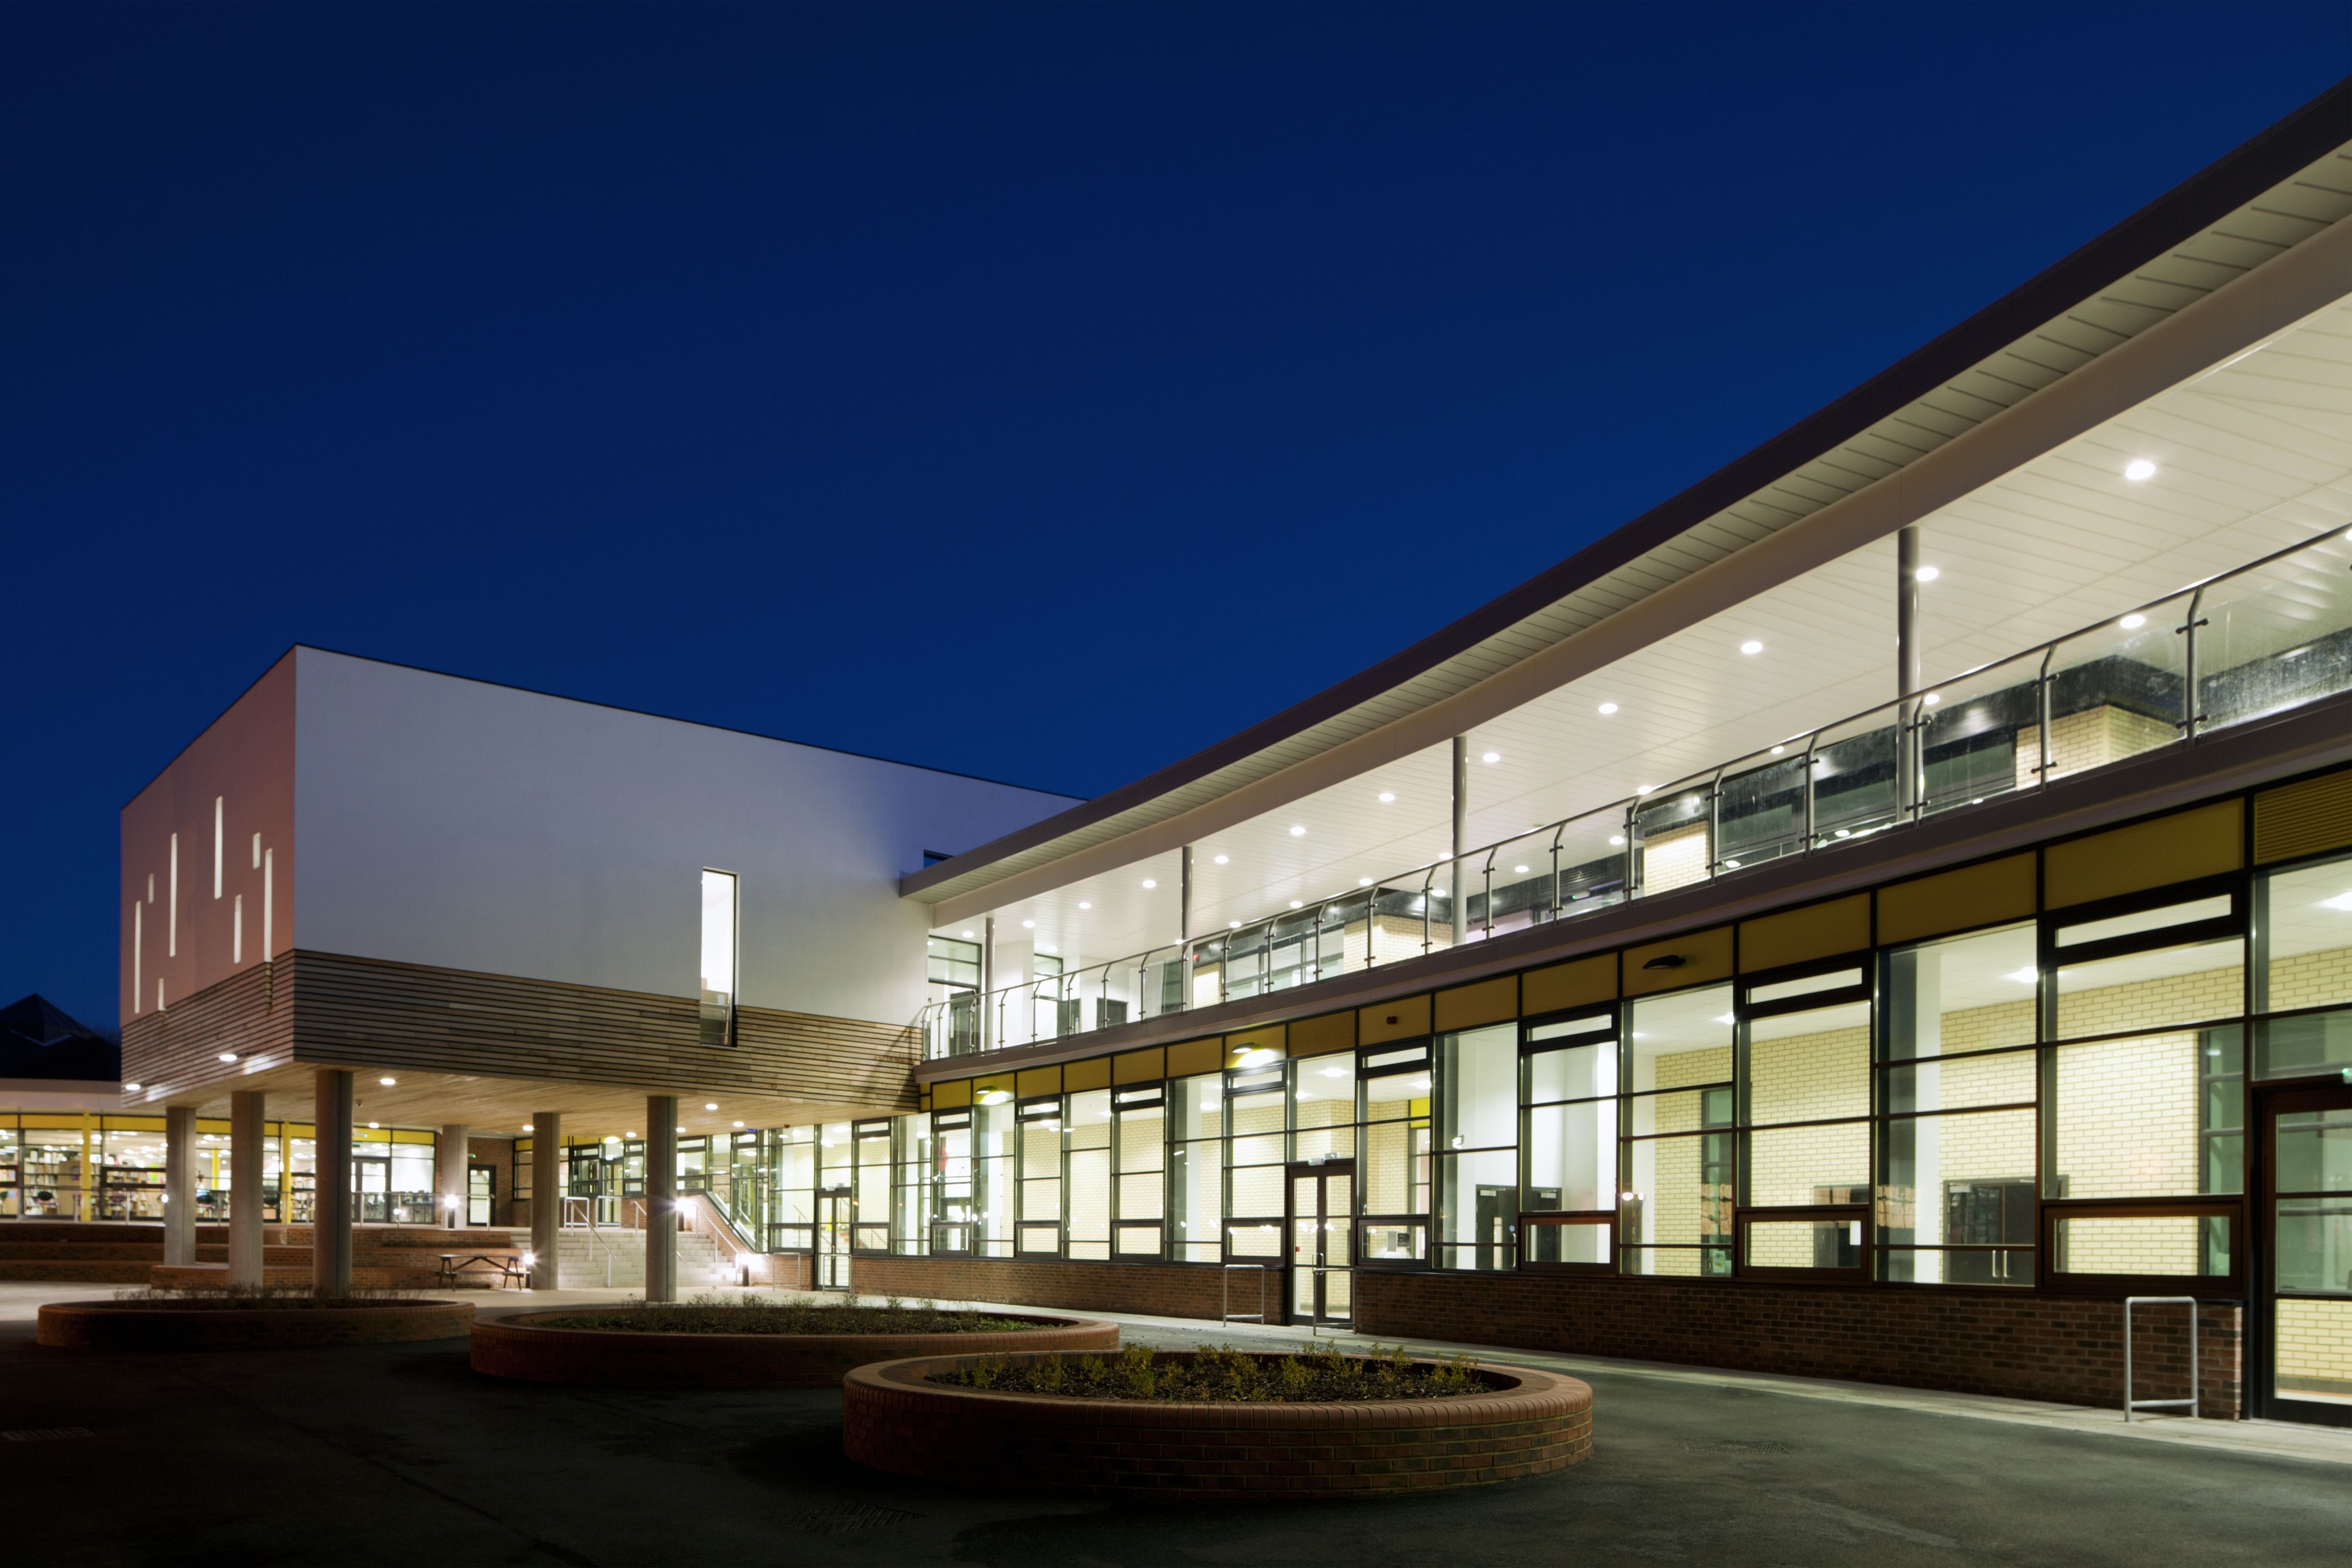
5;1282;2351;1567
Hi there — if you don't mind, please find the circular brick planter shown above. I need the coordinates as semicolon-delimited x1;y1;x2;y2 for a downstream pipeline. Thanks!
469;1309;1119;1388
36;1298;475;1351
843;1350;1592;1498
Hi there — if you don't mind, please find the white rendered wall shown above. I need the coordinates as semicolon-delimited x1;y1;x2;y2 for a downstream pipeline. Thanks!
292;649;1076;1025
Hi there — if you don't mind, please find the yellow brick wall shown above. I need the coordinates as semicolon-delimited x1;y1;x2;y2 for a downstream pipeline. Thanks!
2268;944;2352;1013
2013;705;2180;789
2056;1212;2199;1276
2057;958;2241;1038
2053;1032;2199;1204
1940;998;2037;1054
1749;1025;1869;1123
1643;822;1711;894
2276;1298;2352;1391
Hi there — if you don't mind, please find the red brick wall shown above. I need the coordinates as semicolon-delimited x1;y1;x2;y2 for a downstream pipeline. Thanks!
846;1255;1231;1320
1355;1270;2243;1417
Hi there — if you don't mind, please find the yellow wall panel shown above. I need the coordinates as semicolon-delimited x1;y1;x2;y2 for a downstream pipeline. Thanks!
1289;1011;1356;1058
1623;925;1734;996
1014;1065;1062;1099
2256;768;2352;865
1113;1047;1166;1085
1740;894;1870;972
1165;1037;1225;1078
1434;975;1517;1032
972;1072;1015;1102
2046;801;2242;909
1522;954;1616;1016
1062;1056;1111;1092
1359;993;1432;1044
930;1078;972;1109
1224;1024;1286;1066
1877;853;2036;945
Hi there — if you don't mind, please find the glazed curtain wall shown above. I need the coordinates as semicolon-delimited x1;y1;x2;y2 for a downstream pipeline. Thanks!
873;852;2352;1295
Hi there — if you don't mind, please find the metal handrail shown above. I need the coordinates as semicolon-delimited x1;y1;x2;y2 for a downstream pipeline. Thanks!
917;522;2352;1060
2123;1296;2200;1421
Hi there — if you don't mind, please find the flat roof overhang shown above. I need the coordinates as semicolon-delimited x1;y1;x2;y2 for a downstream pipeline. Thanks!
904;79;2352;925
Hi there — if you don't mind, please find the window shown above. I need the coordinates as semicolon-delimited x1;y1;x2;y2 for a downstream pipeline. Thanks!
1358;1044;1431;1266
770;1125;816;1252
1521;1009;1618;1268
1014;1096;1062;1254
1225;1067;1288;1261
1877;924;2039;1285
1169;1074;1224;1262
2256;855;2352;1079
929;1111;973;1255
1113;1085;1165;1258
700;870;738;1047
927;936;981;991
1436;1025;1517;1270
1623;985;1734;1275
851;1119;890;1252
971;1100;1014;1257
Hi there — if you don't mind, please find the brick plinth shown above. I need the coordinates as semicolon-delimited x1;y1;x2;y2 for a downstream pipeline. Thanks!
469;1310;1119;1388
1356;1271;2243;1417
846;1255;1232;1319
843;1350;1592;1497
35;1298;475;1350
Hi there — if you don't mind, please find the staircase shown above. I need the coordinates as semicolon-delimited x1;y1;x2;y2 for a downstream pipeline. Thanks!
555;1226;726;1290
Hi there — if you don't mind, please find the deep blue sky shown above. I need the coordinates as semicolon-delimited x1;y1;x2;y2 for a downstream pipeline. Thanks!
6;5;2349;1031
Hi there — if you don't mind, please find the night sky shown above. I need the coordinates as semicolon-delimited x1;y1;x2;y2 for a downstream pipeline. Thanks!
7;4;2348;1031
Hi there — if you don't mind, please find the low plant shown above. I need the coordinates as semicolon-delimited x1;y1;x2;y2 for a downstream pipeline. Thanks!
933;1344;1486;1402
109;1282;425;1310
533;1292;1032;1335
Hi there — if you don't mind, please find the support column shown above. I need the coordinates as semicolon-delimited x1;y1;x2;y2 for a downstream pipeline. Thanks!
163;1105;196;1266
228;1090;265;1287
436;1123;471;1230
981;914;996;1051
1179;846;1192;944
1897;524;1924;818
646;1096;678;1302
1450;735;1469;947
312;1069;353;1296
530;1111;560;1289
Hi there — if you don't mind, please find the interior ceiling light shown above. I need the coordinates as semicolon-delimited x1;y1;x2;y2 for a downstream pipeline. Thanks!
705;1102;718;1111
2124;459;2158;482
1740;640;1763;656
218;1052;237;1063
1358;877;1373;886
1142;879;1157;889
1229;920;1242;929
1915;565;1940;582
1637;785;1655;795
1213;854;1230;864
1022;919;1035;928
1513;864;1529;874
1288;825;1306;836
1378;792;1395;803
1078;901;1091;910
1924;693;1941;705
379;1076;396;1086
732;1120;746;1129
2320;892;2352;911
1609;835;1626;846
1481;751;1500;764
960;929;974;938
1289;900;1303;909
1598;702;1618;715
2119;613;2147;630
125;1082;143;1092
1771;745;1786;756
2007;967;2039;984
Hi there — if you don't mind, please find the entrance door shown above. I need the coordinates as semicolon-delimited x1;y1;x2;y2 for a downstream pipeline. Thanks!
2265;1085;2352;1425
353;1156;390;1224
815;1187;853;1291
467;1166;495;1227
1288;1161;1355;1327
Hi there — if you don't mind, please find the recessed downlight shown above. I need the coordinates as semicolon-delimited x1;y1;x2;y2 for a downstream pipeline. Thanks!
2120;613;2147;630
1289;900;1303;909
1288;825;1306;836
1481;751;1500;764
1739;640;1763;656
1022;919;1035;928
1142;879;1157;889
2124;459;2157;482
1358;877;1373;886
1915;565;1940;582
1377;792;1395;803
379;1076;396;1086
1213;854;1230;864
218;1052;238;1063
705;1101;718;1111
1771;745;1786;756
960;929;974;938
1598;702;1618;716
1229;920;1242;929
1078;901;1092;910
125;1082;143;1093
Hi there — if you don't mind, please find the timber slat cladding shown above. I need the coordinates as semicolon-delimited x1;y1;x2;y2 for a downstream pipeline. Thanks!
131;951;917;1111
122;960;293;1090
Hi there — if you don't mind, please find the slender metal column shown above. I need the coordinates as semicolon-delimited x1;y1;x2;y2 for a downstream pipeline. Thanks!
311;1069;353;1296
437;1123;471;1230
1451;735;1469;946
228;1090;265;1286
1897;526;1924;818
1179;846;1192;944
163;1105;196;1266
646;1096;679;1303
980;915;995;1051
530;1111;560;1288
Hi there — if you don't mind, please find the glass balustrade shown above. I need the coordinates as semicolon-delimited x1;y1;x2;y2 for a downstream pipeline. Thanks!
920;526;2352;1059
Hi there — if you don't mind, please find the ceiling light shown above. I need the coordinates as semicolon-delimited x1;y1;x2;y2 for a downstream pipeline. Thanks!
1320;1067;1348;1078
1916;565;1940;583
522;1124;532;1131
1288;825;1306;836
1229;920;1242;929
1714;1014;1736;1025
2124;459;2157;482
1358;877;1373;886
704;1102;718;1111
1213;854;1230;864
732;1120;745;1128
2119;613;2146;630
2320;892;2352;911
1771;745;1785;756
1289;900;1302;909
1923;693;1940;705
1740;640;1763;656
1022;919;1035;928
1142;879;1157;889
1724;858;1741;868
1078;901;1091;910
1598;702;1618;715
1608;835;1626;846
960;929;974;938
218;1052;237;1063
1378;792;1395;803
2006;967;2039;984
1834;828;1851;839
368;1121;379;1129
1637;785;1654;795
1513;864;1529;874
1481;751;1500;764
125;1082;143;1093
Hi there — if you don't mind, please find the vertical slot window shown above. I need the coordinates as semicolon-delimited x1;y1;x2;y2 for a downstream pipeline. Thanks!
213;797;224;898
700;869;738;1047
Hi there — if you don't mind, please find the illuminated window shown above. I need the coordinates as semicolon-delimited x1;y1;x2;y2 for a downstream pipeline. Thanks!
699;869;737;1047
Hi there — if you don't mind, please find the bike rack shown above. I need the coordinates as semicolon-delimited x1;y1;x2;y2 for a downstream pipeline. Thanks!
1221;1262;1271;1324
2123;1296;2199;1422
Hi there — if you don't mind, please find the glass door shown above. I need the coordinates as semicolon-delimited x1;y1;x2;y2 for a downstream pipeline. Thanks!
2266;1085;2352;1425
816;1187;853;1290
1288;1161;1355;1327
466;1167;495;1227
353;1156;390;1225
